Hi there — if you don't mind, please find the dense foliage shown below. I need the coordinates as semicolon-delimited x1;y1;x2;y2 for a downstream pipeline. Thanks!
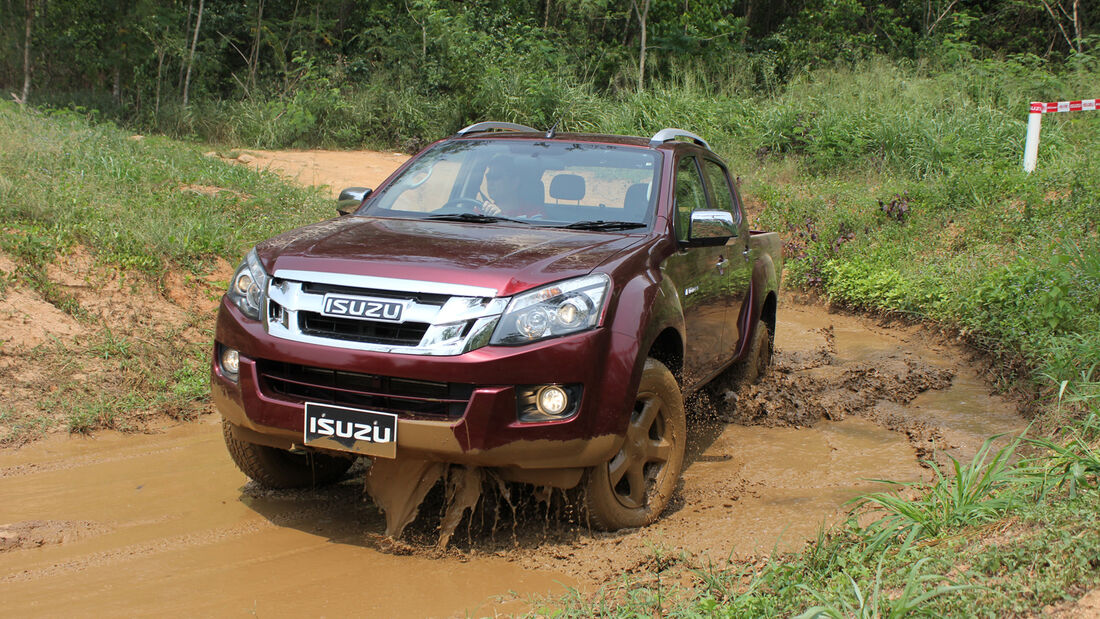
1;0;1096;146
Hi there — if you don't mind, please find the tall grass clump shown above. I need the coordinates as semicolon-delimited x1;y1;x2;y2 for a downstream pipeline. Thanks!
794;557;972;619
856;436;1026;553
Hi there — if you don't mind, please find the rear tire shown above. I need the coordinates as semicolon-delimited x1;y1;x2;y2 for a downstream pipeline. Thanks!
738;319;773;386
222;421;354;489
583;358;686;530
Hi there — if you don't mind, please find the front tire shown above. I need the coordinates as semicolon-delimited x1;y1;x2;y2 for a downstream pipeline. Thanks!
583;358;686;530
222;421;354;489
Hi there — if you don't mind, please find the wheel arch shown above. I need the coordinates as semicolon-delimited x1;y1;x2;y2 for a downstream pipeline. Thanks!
761;290;777;343
646;326;684;379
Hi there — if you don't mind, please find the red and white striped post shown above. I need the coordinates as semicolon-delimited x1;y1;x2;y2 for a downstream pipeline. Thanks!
1024;98;1098;172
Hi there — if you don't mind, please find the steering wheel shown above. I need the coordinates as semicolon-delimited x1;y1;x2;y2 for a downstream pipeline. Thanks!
438;197;485;213
405;165;434;189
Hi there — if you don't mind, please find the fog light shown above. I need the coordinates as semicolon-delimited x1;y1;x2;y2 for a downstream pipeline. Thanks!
537;385;569;416
517;384;582;422
221;347;240;376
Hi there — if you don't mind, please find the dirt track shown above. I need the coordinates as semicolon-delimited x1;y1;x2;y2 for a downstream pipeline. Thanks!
0;150;1025;616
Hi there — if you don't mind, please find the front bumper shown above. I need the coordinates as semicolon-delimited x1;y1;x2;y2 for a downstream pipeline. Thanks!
211;298;635;469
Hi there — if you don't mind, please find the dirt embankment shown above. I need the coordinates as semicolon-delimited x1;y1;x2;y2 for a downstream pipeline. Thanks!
0;149;1028;616
211;149;411;198
0;245;233;445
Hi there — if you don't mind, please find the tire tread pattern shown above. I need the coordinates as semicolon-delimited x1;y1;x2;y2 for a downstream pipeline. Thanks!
222;421;353;489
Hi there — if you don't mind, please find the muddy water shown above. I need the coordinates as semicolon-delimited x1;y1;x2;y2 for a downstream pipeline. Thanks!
771;302;1024;463
0;422;567;617
0;298;1024;614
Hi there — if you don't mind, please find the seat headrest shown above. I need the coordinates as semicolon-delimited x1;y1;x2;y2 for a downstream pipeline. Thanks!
549;174;586;201
624;183;650;209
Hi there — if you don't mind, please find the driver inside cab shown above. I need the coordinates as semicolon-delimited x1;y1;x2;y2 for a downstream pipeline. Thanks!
478;156;544;219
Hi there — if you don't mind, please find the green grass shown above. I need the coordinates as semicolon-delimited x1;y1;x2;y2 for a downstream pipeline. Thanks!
735;60;1100;405
0;102;334;277
856;436;1026;554
794;557;974;619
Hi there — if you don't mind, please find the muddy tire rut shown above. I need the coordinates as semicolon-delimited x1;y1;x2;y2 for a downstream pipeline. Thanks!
0;150;1026;616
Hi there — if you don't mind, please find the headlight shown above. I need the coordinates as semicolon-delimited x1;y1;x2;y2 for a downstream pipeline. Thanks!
491;274;611;345
226;248;270;321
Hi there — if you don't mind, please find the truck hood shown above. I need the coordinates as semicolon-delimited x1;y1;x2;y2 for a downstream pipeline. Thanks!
255;216;645;297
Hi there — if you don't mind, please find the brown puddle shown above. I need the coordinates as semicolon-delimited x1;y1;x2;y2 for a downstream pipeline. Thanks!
0;421;568;617
0;295;1025;615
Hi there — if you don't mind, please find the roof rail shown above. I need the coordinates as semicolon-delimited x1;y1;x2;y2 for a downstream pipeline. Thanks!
649;128;710;150
456;121;539;136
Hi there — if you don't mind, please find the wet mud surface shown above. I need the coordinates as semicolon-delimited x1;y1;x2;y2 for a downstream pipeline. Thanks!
0;297;1024;616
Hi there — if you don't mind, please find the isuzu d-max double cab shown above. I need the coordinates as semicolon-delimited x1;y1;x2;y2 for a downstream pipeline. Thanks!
212;122;782;531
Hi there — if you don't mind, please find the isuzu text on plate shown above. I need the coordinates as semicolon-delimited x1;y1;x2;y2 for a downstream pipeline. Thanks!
304;403;398;458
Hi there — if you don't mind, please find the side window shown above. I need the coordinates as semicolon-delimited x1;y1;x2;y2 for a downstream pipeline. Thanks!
702;160;742;228
674;157;707;241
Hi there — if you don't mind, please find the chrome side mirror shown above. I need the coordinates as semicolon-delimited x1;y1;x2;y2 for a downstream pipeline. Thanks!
336;187;372;216
687;209;737;246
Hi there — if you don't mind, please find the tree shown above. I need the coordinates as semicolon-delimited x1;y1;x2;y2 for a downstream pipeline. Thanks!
182;0;204;107
20;0;33;104
249;0;265;91
1039;0;1084;54
630;0;650;91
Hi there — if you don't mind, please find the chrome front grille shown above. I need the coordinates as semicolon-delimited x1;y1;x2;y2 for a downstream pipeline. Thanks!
298;312;432;346
265;270;508;356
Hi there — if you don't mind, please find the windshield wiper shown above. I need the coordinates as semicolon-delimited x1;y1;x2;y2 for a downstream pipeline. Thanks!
425;213;529;224
559;220;647;231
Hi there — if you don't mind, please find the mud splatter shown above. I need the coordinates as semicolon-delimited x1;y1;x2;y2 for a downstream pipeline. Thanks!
364;457;444;538
718;352;955;427
437;466;484;549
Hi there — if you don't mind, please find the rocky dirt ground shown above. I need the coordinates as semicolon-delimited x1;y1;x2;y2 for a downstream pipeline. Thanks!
0;149;1042;617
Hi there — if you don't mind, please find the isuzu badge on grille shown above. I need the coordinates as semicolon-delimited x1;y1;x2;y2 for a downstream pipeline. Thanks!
321;294;407;323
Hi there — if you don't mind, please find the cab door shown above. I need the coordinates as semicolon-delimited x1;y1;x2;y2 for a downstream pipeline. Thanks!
661;155;735;390
700;158;752;364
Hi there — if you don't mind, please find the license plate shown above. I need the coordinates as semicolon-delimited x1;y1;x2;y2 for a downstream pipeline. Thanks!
321;294;407;323
303;403;397;458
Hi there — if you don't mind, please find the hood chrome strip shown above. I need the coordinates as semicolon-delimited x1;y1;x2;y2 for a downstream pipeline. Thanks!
273;269;498;299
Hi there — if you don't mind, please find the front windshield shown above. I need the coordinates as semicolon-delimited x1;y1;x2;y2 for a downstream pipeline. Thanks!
362;140;660;228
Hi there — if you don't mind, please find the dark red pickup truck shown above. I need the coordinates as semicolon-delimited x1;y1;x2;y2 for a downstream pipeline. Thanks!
212;123;782;531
